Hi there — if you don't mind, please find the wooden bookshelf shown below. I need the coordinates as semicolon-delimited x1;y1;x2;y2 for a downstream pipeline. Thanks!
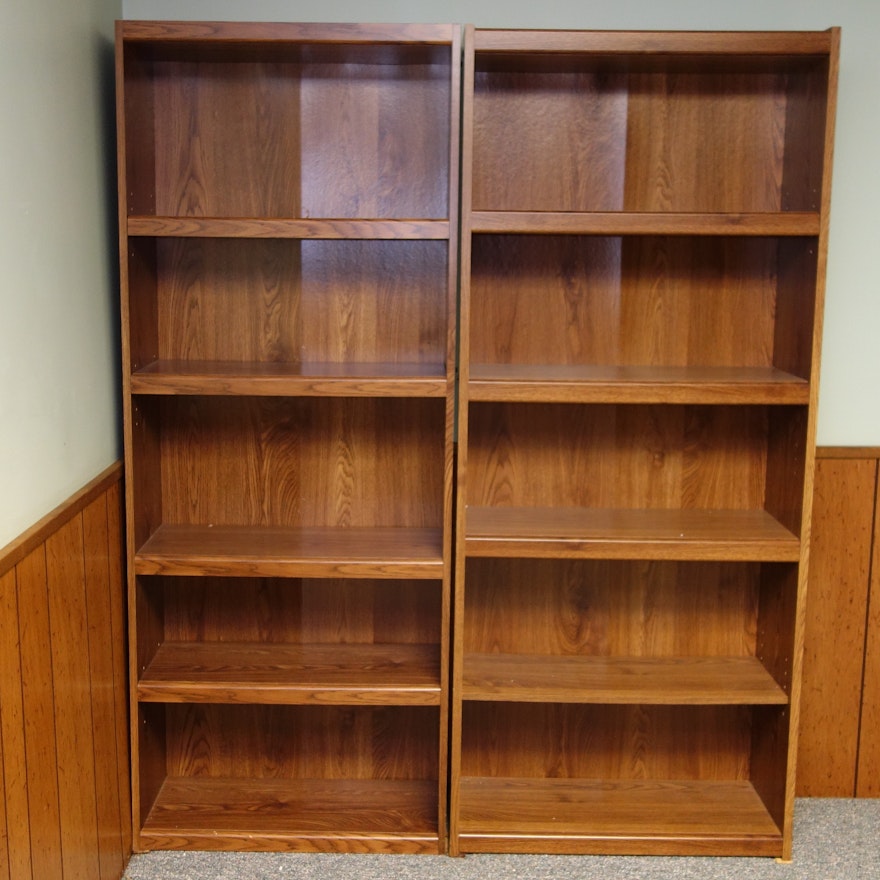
452;25;839;858
117;20;459;854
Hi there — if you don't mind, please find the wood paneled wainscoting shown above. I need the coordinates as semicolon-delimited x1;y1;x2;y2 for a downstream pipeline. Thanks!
798;448;880;796
0;463;130;880
0;448;876;874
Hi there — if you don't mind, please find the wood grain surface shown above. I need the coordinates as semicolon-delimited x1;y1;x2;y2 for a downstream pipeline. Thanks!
797;458;876;795
0;470;128;880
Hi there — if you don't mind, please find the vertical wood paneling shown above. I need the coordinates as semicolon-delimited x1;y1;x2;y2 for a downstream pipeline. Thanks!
0;569;31;879
857;484;880;796
83;495;126;880
46;516;102;880
0;464;128;880
798;457;876;796
16;548;63;880
0;707;8;880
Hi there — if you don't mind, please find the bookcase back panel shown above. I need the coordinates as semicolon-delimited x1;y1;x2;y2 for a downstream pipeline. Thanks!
470;236;815;374
463;559;759;656
623;72;786;213
150;576;441;645
127;50;450;219
461;703;753;780
471;60;828;213
147;396;444;528
156;704;439;780
143;238;447;365
471;69;628;212
466;403;781;510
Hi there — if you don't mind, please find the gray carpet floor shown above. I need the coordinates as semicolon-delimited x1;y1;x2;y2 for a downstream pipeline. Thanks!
124;798;879;879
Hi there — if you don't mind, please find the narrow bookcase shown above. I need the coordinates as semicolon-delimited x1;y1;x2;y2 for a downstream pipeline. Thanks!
451;26;839;858
116;20;460;854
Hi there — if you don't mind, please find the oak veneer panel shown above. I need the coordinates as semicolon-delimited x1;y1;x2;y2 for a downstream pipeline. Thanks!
463;655;787;705
465;508;799;562
151;59;302;218
160;704;438;780
857;474;880;796
157;577;440;646
45;518;102;879
471;50;827;214
146;396;444;530
128;238;447;369
797;458;875;796
0;569;31;879
623;72;788;213
466;404;776;512
471;68;627;212
138;642;441;705
136;525;444;579
128;45;449;220
141;778;438;853
460;703;753;780
469;236;800;373
464;558;760;657
457;778;781;856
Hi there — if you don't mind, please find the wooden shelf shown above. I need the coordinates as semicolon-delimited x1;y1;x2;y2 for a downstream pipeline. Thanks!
457;777;782;856
128;217;450;240
468;365;809;405
135;525;445;579
139;642;441;705
140;777;440;854
131;361;447;398
465;507;800;561
470;211;820;237
462;654;788;705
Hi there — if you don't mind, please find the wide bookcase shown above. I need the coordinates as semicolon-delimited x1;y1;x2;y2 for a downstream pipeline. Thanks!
451;27;839;858
116;21;459;853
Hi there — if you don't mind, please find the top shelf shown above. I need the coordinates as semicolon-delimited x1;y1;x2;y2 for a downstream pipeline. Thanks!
466;30;835;216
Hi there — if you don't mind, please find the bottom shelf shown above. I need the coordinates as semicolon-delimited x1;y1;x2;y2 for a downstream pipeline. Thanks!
139;777;440;854
456;777;782;856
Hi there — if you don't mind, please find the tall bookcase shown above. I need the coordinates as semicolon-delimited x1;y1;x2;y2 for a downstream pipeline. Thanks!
116;21;459;854
451;28;838;858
